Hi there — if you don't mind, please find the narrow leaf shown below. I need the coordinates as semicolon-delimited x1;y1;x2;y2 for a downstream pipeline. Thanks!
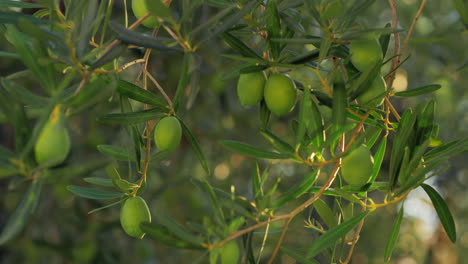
384;206;404;263
421;184;456;243
260;129;295;154
83;177;114;187
67;185;123;200
220;140;292;159
178;118;210;174
272;169;319;208
393;84;441;97
152;209;203;246
97;144;136;161
117;80;167;107
303;211;370;258
97;108;165;125
141;222;204;249
173;52;190;112
0;181;42;245
220;32;262;59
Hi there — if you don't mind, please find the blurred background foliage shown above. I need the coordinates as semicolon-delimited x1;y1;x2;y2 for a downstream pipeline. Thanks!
0;0;466;263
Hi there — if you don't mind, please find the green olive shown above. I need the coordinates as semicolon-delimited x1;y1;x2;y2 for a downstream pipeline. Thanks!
120;196;151;239
264;74;297;116
220;241;240;264
356;75;387;107
237;71;266;107
34;105;71;167
349;37;382;72
341;145;374;187
132;0;159;28
154;116;182;152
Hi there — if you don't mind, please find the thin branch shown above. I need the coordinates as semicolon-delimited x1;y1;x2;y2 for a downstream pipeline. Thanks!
401;0;428;56
386;0;401;89
145;71;173;109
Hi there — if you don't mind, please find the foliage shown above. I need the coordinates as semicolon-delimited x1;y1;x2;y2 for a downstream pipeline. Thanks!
0;0;466;263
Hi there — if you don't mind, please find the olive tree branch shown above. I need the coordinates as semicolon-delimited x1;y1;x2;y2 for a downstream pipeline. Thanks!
401;0;428;57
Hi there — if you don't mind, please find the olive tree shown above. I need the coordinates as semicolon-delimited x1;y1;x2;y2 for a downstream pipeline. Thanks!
0;0;467;263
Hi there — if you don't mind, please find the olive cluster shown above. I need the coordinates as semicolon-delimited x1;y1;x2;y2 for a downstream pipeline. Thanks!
237;72;297;116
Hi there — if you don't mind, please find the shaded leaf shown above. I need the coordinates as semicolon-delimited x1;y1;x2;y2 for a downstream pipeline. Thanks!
384;206;404;263
178;118;210;174
67;185;123;200
97;108;165;125
314;199;336;228
272;169;319;208
220;140;292;159
421;184;456;243
303;211;370;258
97;144;135;161
141;222;204;249
0;181;42;245
83;177;114;187
220;32;262;59
117;80;167;107
393;84;441;97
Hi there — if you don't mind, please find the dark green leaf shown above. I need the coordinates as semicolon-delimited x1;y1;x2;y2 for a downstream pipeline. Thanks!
117;80;167;107
97;144;136;161
220;140;292;159
379;23;392;57
272;169;319;208
198;1;258;44
109;22;182;51
67;185;123;200
0;0;43;8
393;84;441;97
173;53;190;112
389;109;417;189
296;86;312;150
1;78;50;107
384;206;404;263
267;0;281;59
220;32;262;59
0;11;47;24
307;94;325;148
0;181;42;245
83;177;114;187
303;211;370;258
89;43;127;70
191;178;225;227
68;75;117;115
332;83;347;133
141;222;204;249
152;209;203;246
178;118;210;174
260;129;295;154
421;184;456;243
368;137;386;184
97;108;165;125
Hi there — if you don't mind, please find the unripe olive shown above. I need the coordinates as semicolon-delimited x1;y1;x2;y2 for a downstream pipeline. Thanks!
341;145;374;188
264;74;297;116
349;37;382;72
237;71;266;107
120;196;151;239
356;75;387;107
220;241;240;264
132;0;159;28
154;116;182;152
34;105;71;167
